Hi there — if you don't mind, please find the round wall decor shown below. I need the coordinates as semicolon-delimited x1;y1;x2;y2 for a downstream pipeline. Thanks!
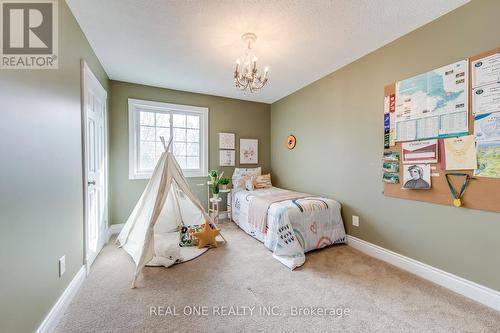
287;135;296;150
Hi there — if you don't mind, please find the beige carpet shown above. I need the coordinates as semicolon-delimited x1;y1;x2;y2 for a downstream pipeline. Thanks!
56;221;500;332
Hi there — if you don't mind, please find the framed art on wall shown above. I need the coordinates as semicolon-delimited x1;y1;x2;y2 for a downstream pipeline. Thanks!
240;139;258;164
219;150;235;166
219;132;235;149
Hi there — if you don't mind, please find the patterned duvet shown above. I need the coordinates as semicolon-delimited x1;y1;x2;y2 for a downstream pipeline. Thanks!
231;187;346;269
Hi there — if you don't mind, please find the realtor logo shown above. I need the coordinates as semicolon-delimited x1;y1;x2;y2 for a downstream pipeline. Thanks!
1;0;58;69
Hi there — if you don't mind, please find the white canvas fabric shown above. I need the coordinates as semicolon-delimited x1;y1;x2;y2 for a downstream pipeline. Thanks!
116;144;213;288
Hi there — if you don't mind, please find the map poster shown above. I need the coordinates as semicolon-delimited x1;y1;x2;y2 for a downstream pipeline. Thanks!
474;140;500;178
474;112;500;142
395;59;469;141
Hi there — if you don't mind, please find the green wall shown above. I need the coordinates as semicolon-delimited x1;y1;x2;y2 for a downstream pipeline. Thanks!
0;1;109;332
271;0;500;292
109;80;270;225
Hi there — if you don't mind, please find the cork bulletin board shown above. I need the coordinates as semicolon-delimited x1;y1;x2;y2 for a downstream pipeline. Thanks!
383;47;500;213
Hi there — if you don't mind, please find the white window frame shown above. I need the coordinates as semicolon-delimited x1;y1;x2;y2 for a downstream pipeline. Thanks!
128;98;208;179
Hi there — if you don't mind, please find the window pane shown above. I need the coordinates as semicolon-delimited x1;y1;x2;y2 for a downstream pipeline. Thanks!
173;128;186;141
186;129;199;142
186;157;199;169
155;142;165;159
173;114;186;127
187;115;199;129
140;111;155;125
186;143;199;156
140;126;155;141
156;113;170;127
132;101;206;177
156;127;170;142
176;156;187;169
139;141;155;170
173;142;186;156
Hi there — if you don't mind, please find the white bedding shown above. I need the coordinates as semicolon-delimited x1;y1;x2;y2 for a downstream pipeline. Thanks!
231;187;346;269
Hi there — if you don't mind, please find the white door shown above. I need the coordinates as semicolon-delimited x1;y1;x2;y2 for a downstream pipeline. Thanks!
82;62;108;271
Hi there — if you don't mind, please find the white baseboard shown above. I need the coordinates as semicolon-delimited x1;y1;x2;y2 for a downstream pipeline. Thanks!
36;266;86;333
107;223;125;241
347;235;500;312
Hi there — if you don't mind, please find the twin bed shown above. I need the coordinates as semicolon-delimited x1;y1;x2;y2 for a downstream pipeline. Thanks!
230;185;346;269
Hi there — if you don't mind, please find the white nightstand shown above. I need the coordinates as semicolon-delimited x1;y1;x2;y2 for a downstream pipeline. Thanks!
198;181;232;222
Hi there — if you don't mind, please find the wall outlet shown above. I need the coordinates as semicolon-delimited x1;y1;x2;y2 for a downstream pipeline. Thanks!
59;256;66;277
352;215;359;227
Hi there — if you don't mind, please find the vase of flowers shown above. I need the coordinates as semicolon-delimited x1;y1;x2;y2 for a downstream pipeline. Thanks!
208;170;223;199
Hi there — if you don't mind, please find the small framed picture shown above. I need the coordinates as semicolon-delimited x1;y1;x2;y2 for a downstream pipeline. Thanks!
219;150;235;166
219;133;235;149
240;139;258;164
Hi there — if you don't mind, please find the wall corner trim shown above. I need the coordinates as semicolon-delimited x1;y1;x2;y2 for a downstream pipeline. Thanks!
36;266;86;333
346;235;500;311
108;223;125;241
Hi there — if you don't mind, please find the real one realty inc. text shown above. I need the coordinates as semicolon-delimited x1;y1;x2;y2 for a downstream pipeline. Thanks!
150;305;351;318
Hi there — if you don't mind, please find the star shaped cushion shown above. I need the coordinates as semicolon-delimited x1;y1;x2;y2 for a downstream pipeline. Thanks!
192;222;220;248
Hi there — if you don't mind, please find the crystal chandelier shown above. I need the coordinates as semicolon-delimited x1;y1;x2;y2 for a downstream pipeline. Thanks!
234;33;269;93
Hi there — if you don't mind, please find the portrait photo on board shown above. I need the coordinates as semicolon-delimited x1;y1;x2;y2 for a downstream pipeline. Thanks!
402;164;431;189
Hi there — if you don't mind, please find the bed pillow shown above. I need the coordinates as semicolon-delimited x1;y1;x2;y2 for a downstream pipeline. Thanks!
245;176;255;191
232;167;261;190
234;174;255;191
179;223;216;247
179;225;203;247
254;173;272;188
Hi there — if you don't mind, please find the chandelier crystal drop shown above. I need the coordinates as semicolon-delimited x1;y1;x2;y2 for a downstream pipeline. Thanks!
234;33;269;93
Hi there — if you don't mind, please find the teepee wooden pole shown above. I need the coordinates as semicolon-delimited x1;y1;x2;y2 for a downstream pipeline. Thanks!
160;136;167;151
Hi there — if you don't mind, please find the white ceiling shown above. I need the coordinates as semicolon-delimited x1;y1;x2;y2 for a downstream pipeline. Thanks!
67;0;468;103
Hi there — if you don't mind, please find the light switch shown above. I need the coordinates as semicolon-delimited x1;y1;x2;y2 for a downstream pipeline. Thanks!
59;256;66;277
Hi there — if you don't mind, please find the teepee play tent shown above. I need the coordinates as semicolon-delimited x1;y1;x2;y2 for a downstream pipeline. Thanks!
116;138;221;287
